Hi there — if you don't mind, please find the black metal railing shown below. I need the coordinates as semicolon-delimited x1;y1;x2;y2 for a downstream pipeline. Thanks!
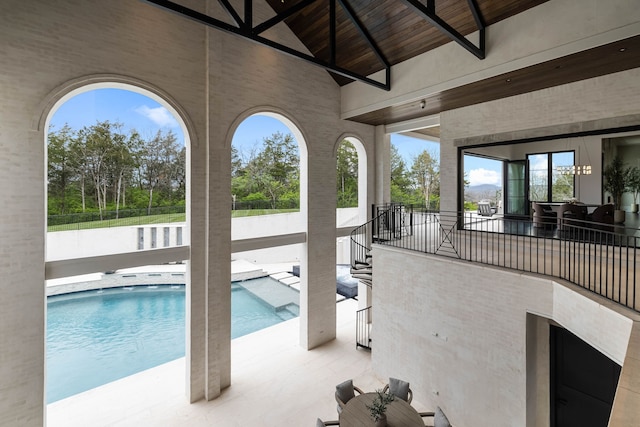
356;306;372;350
378;210;640;313
350;204;412;283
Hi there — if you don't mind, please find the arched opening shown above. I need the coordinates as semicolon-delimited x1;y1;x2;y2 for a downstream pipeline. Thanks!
44;83;191;404
229;111;309;340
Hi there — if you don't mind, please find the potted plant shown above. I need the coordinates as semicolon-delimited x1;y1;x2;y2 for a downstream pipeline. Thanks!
603;156;631;223
627;166;640;213
366;389;395;427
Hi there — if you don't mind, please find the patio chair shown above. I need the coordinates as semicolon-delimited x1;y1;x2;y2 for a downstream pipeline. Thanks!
316;418;339;426
532;202;557;228
382;377;413;403
335;379;364;414
421;406;452;427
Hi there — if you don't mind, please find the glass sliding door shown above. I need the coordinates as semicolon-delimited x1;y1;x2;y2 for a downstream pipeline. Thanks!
506;160;527;216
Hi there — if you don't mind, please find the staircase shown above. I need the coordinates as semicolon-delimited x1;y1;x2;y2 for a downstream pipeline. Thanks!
350;204;407;287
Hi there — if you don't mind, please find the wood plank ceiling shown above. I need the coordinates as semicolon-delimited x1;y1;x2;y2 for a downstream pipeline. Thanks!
262;0;640;127
265;0;548;86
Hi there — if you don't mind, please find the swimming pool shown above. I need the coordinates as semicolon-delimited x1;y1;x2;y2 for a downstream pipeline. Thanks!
46;278;299;403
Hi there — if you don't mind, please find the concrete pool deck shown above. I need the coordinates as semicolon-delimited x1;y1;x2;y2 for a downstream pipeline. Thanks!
45;260;299;296
46;298;426;426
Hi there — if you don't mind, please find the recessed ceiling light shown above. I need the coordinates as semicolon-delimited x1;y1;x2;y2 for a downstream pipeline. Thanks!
619;48;626;52
506;78;511;83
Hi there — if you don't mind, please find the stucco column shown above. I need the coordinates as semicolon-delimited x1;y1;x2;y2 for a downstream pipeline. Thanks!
300;137;337;350
374;125;390;205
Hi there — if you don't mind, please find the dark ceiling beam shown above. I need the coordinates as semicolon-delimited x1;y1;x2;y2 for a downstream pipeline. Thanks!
217;0;244;28
337;0;390;68
330;0;336;65
253;0;319;35
140;0;390;90
401;0;486;60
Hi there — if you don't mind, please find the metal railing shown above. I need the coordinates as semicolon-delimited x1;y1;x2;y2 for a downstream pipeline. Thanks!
48;206;186;231
350;204;410;271
356;306;372;350
377;210;640;313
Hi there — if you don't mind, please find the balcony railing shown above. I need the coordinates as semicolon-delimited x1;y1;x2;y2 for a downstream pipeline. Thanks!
377;210;640;313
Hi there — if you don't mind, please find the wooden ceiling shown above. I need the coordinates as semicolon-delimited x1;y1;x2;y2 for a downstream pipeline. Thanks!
264;0;548;86
261;0;640;127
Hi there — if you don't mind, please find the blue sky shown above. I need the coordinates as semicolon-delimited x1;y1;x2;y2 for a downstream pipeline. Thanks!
49;88;500;186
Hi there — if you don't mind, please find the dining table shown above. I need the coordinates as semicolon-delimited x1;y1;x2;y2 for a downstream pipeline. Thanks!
339;392;425;427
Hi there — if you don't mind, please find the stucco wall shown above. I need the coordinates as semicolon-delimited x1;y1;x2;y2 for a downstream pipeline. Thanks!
372;245;638;427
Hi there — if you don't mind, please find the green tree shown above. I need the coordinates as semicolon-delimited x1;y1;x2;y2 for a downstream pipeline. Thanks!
243;131;299;209
410;149;439;208
137;129;181;214
336;140;358;208
390;144;412;203
47;125;75;215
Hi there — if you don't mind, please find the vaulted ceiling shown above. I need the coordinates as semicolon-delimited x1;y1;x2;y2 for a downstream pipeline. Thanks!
143;0;640;127
264;0;547;87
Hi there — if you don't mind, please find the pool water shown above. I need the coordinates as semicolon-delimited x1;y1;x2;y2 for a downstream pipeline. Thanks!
46;280;298;403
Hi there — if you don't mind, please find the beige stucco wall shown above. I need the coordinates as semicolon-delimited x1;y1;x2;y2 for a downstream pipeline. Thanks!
0;0;374;424
372;245;639;427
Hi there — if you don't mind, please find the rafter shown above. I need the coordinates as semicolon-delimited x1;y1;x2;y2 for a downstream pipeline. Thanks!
401;0;486;60
140;0;390;90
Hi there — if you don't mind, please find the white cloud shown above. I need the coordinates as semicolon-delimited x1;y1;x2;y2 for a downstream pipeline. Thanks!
468;168;500;186
135;105;178;128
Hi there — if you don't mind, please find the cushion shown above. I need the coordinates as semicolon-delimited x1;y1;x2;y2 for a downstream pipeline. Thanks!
316;418;325;427
389;377;410;401
434;406;452;427
335;379;355;404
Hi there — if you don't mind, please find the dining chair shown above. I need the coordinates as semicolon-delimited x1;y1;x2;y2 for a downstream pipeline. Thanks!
532;202;556;228
335;379;364;414
420;406;452;427
382;377;413;403
316;418;339;426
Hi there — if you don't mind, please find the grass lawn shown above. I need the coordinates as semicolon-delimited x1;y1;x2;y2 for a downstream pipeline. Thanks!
47;209;300;232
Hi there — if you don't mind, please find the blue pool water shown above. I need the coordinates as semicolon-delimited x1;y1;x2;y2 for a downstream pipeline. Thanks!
46;279;298;403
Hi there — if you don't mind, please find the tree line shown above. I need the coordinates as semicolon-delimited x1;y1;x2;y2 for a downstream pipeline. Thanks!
234;135;440;211
48;121;185;218
49;123;439;219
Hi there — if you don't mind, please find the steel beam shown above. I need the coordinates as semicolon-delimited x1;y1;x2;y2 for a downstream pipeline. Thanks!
402;0;485;60
140;0;390;90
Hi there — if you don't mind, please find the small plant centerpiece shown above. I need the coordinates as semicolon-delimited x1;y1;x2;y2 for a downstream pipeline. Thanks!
366;389;395;427
603;155;631;223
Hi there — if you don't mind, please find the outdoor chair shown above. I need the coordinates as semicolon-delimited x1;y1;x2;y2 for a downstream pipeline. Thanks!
532;202;557;229
316;418;339;426
421;406;452;427
382;377;413;403
335;379;364;414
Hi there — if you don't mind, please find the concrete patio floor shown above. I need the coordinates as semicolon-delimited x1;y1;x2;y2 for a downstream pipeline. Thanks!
47;298;427;426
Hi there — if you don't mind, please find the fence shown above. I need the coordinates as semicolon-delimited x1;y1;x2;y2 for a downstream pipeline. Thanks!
48;206;186;231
